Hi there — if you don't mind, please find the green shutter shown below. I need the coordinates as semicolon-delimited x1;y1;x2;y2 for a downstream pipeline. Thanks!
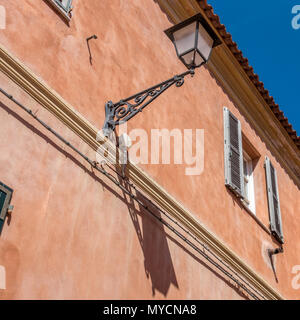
224;107;244;199
0;190;7;220
265;157;284;243
0;183;13;235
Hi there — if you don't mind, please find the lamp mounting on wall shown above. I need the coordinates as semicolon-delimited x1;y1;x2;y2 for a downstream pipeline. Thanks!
102;13;221;137
87;35;98;65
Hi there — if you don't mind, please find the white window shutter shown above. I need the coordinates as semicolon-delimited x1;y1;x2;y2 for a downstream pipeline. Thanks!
223;107;244;198
265;157;284;243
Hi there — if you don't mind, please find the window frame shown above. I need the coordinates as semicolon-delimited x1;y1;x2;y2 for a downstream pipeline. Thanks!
0;183;13;235
242;151;256;215
46;0;73;22
223;108;274;236
54;0;72;14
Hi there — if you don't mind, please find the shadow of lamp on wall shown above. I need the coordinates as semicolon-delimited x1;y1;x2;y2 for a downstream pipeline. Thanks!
102;13;221;137
118;175;178;297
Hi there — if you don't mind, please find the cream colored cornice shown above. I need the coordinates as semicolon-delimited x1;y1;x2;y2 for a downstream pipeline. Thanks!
155;0;300;188
0;44;284;300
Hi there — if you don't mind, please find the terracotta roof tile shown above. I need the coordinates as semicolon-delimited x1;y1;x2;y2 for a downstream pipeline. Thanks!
198;0;300;150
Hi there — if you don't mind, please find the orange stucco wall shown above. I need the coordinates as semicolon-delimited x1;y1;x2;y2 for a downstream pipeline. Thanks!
0;0;299;299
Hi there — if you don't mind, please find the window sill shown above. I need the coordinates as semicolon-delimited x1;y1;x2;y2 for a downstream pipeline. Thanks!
240;200;271;235
226;186;271;236
45;0;71;23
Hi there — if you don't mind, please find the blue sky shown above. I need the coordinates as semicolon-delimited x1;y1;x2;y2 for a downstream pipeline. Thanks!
208;0;300;135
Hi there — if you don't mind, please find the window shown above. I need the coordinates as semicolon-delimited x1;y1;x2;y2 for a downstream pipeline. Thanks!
54;0;73;14
242;151;256;214
265;157;284;244
0;182;13;235
46;0;73;20
224;108;284;241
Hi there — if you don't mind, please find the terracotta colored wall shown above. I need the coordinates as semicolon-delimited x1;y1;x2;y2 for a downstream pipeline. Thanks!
0;72;246;300
0;0;299;299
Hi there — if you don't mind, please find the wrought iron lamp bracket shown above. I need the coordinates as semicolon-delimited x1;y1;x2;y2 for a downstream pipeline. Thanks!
102;68;195;136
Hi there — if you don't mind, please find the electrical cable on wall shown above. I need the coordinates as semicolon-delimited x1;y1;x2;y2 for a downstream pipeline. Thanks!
0;87;266;300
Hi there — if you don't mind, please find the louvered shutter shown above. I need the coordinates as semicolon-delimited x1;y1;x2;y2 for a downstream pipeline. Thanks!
0;183;13;235
265;157;284;243
0;190;7;233
223;107;244;198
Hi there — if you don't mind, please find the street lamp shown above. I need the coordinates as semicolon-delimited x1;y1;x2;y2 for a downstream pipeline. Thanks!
164;13;220;69
102;13;221;137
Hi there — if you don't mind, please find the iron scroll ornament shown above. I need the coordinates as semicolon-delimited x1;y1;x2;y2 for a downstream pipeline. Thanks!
102;68;195;136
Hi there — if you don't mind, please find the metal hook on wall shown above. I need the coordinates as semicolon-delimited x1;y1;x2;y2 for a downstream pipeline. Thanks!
268;247;284;257
86;35;98;65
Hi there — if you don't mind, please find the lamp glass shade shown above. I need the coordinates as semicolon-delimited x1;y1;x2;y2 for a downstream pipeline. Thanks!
194;52;204;66
181;51;197;67
173;22;197;56
164;13;221;69
197;23;214;60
